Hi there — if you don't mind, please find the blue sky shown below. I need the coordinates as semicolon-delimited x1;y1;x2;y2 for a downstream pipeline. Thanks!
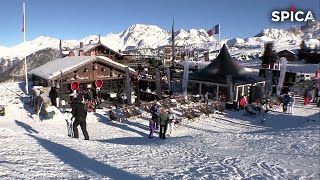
0;0;319;47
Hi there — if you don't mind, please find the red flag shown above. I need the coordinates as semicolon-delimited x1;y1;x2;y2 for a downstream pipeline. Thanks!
22;0;25;32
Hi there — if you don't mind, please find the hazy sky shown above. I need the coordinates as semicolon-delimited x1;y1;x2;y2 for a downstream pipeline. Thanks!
0;0;319;47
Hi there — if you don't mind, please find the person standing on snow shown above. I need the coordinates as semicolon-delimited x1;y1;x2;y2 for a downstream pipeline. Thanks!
282;93;290;113
204;92;209;104
159;108;169;139
148;116;155;138
149;103;160;138
167;108;176;137
239;95;247;110
49;86;59;107
150;102;160;130
304;89;310;105
288;93;295;114
71;97;89;140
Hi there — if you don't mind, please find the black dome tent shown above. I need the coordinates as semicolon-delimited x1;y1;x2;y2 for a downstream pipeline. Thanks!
184;44;266;102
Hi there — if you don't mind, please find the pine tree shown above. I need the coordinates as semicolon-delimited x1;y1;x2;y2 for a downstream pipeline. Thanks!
298;40;311;61
261;42;277;65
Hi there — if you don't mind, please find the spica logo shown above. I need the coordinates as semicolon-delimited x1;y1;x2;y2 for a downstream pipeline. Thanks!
271;7;315;22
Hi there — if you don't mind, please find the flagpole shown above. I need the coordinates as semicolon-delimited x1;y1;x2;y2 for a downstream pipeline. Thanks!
23;0;29;95
218;23;221;54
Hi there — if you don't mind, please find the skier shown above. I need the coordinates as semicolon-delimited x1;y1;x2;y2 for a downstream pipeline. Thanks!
282;93;290;113
71;97;89;140
304;89;310;105
148;116;155;138
150;102;160;130
167;108;176;137
159;108;169;139
204;92;209;104
287;93;295;114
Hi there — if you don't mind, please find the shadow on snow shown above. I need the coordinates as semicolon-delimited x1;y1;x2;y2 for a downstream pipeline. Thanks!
15;120;39;134
27;134;146;179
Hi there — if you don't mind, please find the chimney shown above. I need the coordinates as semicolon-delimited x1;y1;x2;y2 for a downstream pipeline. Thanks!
118;49;121;53
79;50;84;56
80;41;83;48
69;51;75;56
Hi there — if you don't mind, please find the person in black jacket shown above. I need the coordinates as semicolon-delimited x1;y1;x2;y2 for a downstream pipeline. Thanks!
49;87;59;107
71;97;89;140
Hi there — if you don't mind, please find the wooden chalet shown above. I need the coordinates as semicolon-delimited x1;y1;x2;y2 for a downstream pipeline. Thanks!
277;49;297;61
28;56;137;103
70;36;125;61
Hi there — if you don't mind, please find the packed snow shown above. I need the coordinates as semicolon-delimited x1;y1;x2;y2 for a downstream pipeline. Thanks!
0;82;319;179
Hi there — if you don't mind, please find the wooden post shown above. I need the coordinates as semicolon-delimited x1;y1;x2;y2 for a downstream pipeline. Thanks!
226;75;233;102
216;85;219;100
124;67;132;105
235;85;239;101
155;67;162;99
59;71;63;108
199;82;202;96
265;70;273;96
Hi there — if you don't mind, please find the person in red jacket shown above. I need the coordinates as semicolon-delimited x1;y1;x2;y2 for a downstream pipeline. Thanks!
239;95;247;110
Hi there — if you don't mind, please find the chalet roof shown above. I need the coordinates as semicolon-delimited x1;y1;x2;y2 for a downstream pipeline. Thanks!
29;56;136;80
73;42;122;56
277;49;296;55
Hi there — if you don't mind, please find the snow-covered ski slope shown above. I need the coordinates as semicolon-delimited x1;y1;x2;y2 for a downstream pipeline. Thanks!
0;82;319;179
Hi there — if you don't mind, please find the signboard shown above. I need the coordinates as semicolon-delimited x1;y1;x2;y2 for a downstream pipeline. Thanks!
70;81;79;91
95;79;103;88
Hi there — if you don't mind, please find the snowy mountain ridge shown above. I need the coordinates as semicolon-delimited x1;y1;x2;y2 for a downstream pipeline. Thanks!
0;22;319;66
2;22;320;58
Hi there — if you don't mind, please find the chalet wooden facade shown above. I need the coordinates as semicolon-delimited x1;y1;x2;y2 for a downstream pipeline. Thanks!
29;56;137;102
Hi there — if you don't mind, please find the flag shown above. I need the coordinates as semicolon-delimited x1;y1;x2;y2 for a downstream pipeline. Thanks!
22;0;25;32
207;24;219;36
182;56;189;99
277;57;287;96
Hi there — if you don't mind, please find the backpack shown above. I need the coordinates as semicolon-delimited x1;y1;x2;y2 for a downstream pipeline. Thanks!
151;106;159;118
283;95;290;105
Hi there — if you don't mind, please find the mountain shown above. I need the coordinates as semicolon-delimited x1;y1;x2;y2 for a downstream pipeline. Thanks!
0;22;319;82
224;21;320;60
0;48;58;82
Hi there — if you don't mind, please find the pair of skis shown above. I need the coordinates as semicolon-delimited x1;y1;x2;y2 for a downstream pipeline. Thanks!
63;110;74;138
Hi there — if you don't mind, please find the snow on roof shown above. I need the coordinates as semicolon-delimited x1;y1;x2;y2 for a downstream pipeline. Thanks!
73;43;121;56
29;56;137;80
29;56;96;80
97;56;136;73
278;49;296;55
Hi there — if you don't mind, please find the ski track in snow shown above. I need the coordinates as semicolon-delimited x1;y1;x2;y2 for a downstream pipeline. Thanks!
0;82;319;179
